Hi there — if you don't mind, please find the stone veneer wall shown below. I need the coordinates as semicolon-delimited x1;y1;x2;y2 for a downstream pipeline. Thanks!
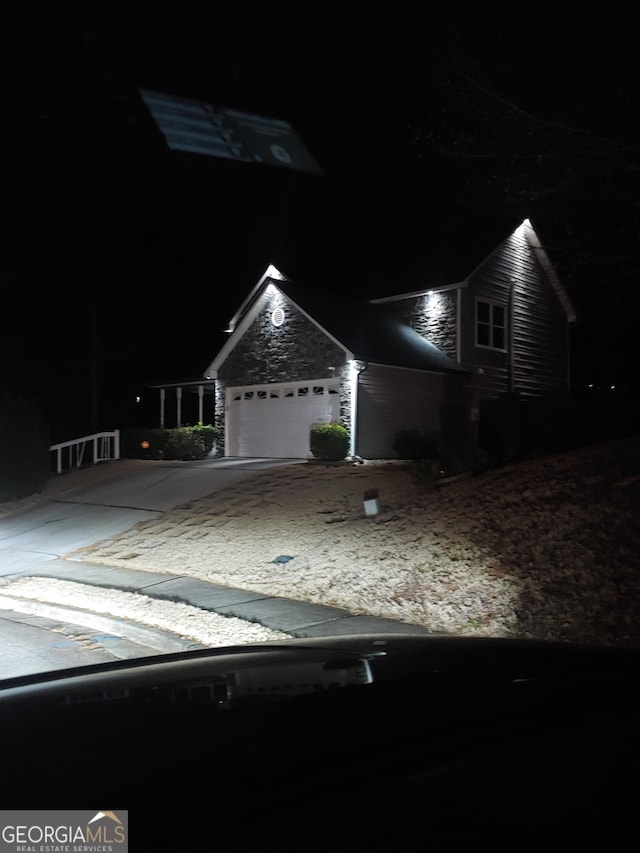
214;292;349;454
386;290;458;360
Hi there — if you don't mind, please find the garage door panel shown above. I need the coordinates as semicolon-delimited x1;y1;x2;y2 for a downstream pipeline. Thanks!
227;381;340;458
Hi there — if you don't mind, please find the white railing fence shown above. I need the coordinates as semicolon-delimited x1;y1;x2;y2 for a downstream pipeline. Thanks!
50;430;120;474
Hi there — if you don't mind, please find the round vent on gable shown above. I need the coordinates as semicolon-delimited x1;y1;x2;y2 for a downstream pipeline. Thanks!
271;307;285;327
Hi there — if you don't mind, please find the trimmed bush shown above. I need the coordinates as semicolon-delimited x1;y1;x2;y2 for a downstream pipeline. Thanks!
0;391;51;501
164;428;206;461
309;421;350;461
189;424;217;455
121;424;219;461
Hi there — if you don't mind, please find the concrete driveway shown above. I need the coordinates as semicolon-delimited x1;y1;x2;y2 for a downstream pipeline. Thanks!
0;458;313;677
0;455;430;678
0;457;307;576
54;456;308;511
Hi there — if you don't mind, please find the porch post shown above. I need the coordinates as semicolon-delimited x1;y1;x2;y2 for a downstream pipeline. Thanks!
198;384;204;424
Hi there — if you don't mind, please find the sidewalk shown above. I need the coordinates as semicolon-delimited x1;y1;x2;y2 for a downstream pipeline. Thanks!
7;558;433;647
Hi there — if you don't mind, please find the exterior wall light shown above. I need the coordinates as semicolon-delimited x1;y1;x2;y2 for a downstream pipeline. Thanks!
427;291;444;316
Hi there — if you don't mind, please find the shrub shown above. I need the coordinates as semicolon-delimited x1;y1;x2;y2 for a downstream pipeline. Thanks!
478;393;572;462
121;428;166;459
309;421;350;461
408;458;440;491
121;424;219;461
392;430;439;460
0;391;51;501
438;402;472;475
189;423;217;455
164;429;206;461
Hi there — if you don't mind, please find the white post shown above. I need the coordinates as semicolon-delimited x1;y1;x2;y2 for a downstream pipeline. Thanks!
160;388;165;428
113;429;120;460
198;384;204;424
176;387;182;427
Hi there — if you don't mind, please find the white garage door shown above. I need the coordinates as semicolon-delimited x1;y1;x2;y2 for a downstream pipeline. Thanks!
226;380;341;458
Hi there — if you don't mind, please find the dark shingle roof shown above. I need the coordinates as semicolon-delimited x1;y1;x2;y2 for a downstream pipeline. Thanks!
276;280;469;375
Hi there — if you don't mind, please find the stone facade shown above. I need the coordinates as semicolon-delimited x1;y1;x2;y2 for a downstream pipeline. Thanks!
218;293;346;386
384;290;458;360
214;292;348;454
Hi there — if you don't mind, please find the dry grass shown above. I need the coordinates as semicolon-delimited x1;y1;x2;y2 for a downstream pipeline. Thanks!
63;436;640;648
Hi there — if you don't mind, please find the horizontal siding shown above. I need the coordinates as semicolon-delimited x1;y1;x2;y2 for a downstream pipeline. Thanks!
512;263;568;396
460;263;510;399
472;363;510;400
357;365;446;458
461;227;569;400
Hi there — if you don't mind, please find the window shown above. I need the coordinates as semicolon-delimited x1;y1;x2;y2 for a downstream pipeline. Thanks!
476;300;506;350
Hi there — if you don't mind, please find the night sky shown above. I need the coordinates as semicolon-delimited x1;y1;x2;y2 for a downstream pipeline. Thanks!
4;4;639;440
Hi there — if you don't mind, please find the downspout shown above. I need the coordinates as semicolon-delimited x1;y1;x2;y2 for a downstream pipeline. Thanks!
567;320;572;396
508;279;518;460
224;385;231;457
508;279;516;393
456;286;462;364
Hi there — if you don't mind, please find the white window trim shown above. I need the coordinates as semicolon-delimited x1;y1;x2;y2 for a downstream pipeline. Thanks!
475;298;508;352
228;379;340;402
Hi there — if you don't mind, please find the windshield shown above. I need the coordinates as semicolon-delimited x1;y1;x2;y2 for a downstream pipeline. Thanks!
1;11;639;684
3;13;640;845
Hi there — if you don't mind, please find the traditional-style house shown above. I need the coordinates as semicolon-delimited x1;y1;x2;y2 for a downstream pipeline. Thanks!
152;219;577;460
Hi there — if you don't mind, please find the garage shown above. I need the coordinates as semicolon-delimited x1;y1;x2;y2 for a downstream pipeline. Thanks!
226;380;341;458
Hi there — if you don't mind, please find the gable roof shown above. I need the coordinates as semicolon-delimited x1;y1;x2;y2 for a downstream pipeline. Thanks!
372;219;577;322
206;219;574;381
206;267;469;378
520;220;577;322
278;280;469;374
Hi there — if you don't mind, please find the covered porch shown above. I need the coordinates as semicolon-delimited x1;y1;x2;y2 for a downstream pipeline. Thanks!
146;378;216;428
